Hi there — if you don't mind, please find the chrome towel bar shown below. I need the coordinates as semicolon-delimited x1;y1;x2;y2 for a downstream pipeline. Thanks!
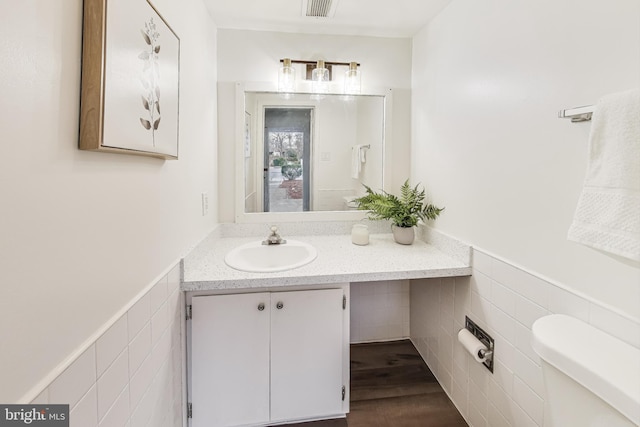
558;105;595;122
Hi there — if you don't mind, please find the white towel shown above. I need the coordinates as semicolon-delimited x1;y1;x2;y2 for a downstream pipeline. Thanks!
567;89;640;261
351;145;366;179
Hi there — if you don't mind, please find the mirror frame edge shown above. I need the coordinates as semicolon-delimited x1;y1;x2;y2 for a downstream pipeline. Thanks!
234;81;393;224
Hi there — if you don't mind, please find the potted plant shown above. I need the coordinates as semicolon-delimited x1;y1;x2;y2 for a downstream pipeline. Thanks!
353;180;444;245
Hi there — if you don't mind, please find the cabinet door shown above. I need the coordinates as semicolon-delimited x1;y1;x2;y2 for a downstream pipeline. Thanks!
270;288;344;422
191;293;270;427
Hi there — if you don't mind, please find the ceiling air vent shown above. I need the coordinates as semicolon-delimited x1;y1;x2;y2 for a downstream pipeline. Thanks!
302;0;339;18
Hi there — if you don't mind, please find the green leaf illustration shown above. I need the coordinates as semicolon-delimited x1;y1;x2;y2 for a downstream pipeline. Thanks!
140;118;151;130
141;30;151;45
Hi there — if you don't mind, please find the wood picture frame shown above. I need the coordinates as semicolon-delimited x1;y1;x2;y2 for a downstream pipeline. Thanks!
80;0;180;159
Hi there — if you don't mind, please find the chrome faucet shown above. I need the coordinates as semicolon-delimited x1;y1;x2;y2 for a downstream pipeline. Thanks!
262;226;287;245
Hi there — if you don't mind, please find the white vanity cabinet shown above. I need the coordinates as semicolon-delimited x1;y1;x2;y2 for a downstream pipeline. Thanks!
189;287;349;427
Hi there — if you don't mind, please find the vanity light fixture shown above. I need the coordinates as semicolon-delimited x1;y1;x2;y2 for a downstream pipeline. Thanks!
278;59;362;95
344;61;361;94
278;58;296;93
311;59;330;94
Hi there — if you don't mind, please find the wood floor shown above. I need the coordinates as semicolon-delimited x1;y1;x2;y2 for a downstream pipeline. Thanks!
282;340;467;427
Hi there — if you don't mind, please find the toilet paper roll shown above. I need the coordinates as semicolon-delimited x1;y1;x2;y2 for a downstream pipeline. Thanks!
458;328;488;363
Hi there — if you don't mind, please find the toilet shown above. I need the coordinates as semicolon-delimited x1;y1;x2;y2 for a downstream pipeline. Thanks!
532;314;640;427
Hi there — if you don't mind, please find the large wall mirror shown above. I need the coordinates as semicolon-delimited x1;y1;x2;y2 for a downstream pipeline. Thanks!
235;83;392;222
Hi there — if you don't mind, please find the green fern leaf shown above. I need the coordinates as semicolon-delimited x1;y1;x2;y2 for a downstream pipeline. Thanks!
353;180;444;227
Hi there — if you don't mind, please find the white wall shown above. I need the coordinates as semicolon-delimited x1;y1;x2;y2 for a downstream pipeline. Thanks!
411;250;640;427
351;281;410;343
357;96;385;198
314;97;358;210
217;29;412;221
411;1;640;426
32;264;184;427
0;0;217;404
411;0;640;320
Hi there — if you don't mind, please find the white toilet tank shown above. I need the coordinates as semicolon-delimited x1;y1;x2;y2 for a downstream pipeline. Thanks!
532;314;640;427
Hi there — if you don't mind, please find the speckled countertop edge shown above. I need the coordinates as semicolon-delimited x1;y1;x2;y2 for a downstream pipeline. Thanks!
181;222;471;292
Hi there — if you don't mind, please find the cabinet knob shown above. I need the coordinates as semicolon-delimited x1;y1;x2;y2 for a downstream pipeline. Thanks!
276;301;284;310
257;303;265;311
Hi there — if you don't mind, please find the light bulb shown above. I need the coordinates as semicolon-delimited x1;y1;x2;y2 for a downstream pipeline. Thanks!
278;58;296;93
344;62;361;94
311;60;329;94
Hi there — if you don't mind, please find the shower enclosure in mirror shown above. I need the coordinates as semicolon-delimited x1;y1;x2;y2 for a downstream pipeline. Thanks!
237;83;391;221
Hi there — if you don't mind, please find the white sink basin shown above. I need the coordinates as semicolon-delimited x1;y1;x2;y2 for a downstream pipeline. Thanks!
224;240;318;273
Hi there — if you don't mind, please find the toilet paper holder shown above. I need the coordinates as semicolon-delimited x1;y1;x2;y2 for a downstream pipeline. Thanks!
464;316;495;373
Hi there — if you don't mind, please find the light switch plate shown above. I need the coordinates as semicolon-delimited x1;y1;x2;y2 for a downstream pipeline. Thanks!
201;192;208;216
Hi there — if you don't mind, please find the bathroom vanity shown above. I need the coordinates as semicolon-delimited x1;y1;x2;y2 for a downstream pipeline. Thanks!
190;286;349;427
181;223;471;427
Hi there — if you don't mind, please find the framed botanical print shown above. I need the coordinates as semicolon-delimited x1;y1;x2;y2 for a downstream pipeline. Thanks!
80;0;180;159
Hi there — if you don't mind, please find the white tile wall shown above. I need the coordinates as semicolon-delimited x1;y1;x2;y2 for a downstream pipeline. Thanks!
31;263;184;427
410;248;640;427
30;247;636;427
350;280;410;342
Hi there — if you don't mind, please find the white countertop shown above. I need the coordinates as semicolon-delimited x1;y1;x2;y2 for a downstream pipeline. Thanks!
181;225;471;292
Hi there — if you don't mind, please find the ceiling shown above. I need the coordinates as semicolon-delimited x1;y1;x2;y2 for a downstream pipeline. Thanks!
202;0;454;38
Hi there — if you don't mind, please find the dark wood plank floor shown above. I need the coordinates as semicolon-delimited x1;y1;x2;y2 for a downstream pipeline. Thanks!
281;340;467;427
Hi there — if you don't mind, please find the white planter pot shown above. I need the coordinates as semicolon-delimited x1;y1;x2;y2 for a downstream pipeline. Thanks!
391;225;415;245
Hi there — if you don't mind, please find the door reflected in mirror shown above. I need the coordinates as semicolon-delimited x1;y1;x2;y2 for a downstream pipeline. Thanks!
243;91;385;214
264;107;311;212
